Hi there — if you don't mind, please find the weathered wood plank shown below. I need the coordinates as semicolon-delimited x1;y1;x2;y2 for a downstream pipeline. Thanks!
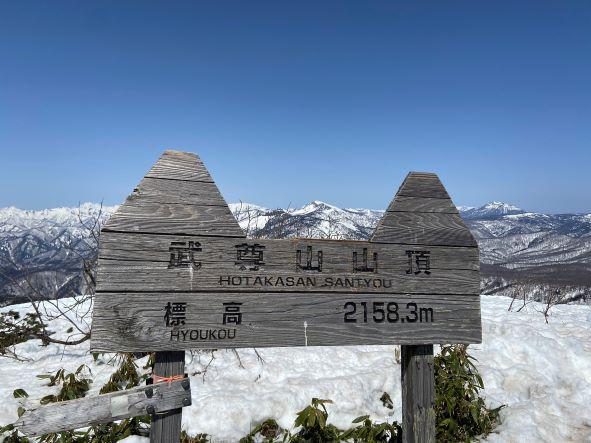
15;379;191;437
401;345;435;443
97;263;478;295
386;195;459;214
395;172;451;199
371;212;477;247
373;172;474;247
90;292;482;352
98;233;479;270
103;203;245;237
150;351;186;443
103;149;244;237
131;177;234;206
145;150;214;182
96;233;479;295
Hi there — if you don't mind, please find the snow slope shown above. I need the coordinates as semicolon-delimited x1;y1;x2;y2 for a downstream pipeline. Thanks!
1;295;590;442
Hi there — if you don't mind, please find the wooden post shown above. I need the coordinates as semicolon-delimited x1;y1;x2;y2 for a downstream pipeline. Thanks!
401;344;435;443
150;351;186;443
14;377;191;436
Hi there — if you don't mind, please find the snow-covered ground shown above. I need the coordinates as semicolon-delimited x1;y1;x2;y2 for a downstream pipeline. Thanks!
1;295;590;442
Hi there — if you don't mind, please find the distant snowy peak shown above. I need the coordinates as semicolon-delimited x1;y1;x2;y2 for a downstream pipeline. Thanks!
484;201;523;212
460;201;525;220
288;200;340;215
290;200;382;215
0;203;118;225
227;202;269;215
0;203;118;237
226;200;384;240
456;205;476;212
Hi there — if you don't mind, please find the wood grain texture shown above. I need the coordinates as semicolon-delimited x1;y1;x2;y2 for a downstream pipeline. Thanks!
395;172;451;199
97;264;479;295
102;150;244;237
371;212;477;247
98;233;479;270
103;203;244;237
150;351;186;443
90;292;482;352
373;172;475;248
15;379;191;437
401;345;436;443
386;195;459;214
131;177;233;206
145;150;214;182
96;233;480;295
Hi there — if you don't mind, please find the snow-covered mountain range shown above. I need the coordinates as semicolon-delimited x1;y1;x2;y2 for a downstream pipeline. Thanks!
1;201;590;305
0;204;115;305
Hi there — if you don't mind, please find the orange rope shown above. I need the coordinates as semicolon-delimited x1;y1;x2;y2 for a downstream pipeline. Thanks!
152;374;185;384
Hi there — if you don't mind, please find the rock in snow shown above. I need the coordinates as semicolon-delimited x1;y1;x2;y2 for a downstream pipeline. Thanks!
0;295;590;442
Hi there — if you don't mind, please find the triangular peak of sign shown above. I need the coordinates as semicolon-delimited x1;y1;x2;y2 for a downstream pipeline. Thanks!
102;150;244;237
372;172;477;247
145;150;214;182
385;172;458;213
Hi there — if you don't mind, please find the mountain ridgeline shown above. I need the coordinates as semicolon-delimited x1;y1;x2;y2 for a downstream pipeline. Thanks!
0;201;590;306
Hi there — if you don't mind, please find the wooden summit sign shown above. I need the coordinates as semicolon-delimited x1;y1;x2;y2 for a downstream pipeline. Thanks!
17;151;481;443
91;151;481;352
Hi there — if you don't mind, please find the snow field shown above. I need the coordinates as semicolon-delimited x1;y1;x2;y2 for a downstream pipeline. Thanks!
1;295;590;442
473;296;591;442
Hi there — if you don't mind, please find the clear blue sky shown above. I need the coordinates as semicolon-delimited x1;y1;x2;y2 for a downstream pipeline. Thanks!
1;1;589;213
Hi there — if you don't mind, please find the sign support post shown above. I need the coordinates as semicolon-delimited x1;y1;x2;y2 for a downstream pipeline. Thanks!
401;345;435;443
149;351;186;443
